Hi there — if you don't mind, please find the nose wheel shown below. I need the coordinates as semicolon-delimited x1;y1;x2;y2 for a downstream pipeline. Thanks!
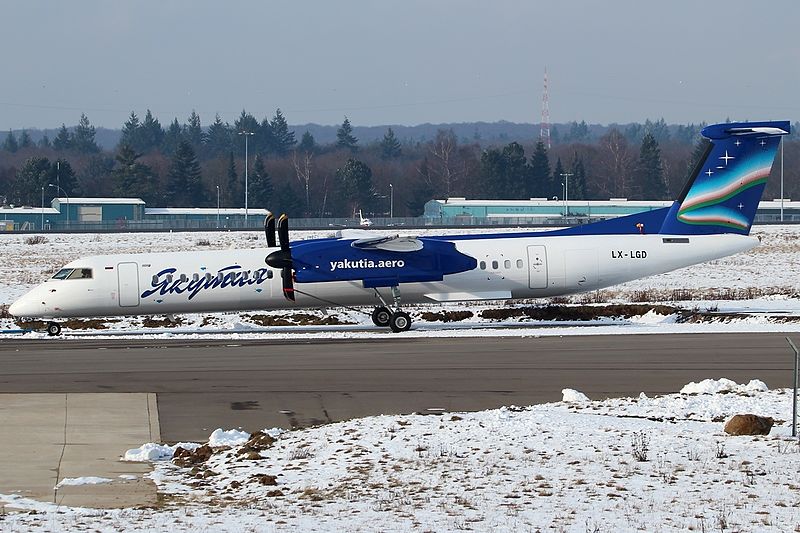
372;287;413;333
46;322;62;336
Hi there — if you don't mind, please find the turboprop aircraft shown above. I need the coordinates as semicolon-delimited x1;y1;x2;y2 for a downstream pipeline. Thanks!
9;120;789;335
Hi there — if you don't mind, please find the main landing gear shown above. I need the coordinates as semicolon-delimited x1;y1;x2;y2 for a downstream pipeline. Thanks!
46;321;62;336
371;287;412;333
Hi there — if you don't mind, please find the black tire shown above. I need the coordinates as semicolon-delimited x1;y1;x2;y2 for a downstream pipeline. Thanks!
371;306;392;328
46;322;62;336
389;311;412;333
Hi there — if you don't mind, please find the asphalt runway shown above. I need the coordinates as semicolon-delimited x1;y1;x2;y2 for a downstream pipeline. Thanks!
0;333;795;442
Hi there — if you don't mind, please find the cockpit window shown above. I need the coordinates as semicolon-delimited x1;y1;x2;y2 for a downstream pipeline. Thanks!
67;268;93;280
52;268;74;280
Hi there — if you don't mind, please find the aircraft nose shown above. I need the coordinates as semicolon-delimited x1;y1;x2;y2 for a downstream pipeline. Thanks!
8;297;43;318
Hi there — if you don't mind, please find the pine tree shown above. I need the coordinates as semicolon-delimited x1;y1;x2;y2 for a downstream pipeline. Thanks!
120;111;143;151
298;131;316;153
52;159;78;197
335;158;373;215
19;130;32;149
184;110;205;153
479;148;506;199
380;128;402;159
2;130;18;153
336;117;358;152
165;140;207;207
234;110;259;136
258;117;274;156
248;155;273;208
570;153;587;200
273;182;304;217
529;141;551;198
112;144;158;202
53;124;72;151
141;110;164;152
38;134;51;148
686;138;711;180
637;132;667;199
72;113;100;154
206;114;232;159
553;157;566;200
270;109;295;156
12;157;50;205
162;118;183;155
226;151;240;207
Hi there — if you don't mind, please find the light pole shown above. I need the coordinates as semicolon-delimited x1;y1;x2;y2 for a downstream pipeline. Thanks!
47;183;69;228
560;172;573;217
389;183;394;219
40;186;44;231
216;185;220;229
781;138;784;222
238;131;254;226
56;161;60;193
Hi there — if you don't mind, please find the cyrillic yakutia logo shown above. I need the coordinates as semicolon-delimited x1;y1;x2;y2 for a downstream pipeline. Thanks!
329;259;405;272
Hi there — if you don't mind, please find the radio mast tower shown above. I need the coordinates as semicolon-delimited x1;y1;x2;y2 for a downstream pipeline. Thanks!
540;67;551;149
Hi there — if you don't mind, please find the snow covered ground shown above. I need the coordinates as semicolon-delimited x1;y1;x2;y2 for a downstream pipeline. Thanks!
2;225;800;338
1;379;798;532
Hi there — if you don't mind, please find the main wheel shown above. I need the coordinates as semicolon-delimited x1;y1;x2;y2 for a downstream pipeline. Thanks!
389;311;412;333
371;306;392;328
46;322;62;336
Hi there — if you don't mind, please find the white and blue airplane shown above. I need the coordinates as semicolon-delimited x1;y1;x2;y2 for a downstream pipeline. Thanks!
9;121;789;335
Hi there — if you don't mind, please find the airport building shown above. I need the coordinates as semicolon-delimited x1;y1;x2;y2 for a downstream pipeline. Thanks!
424;198;800;225
0;198;269;231
1;196;799;231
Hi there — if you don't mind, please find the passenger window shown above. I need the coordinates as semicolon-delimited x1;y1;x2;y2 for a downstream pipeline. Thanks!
152;275;159;285
516;259;523;268
479;261;486;270
67;268;92;280
267;270;274;279
205;273;213;282
504;260;511;269
192;273;200;282
491;260;499;270
52;268;73;280
166;274;174;283
217;272;224;282
242;271;249;280
179;274;188;283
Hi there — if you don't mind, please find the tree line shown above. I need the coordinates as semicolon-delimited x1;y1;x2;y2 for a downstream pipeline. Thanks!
1;111;798;217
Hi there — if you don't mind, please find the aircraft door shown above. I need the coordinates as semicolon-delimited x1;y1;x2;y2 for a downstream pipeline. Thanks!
527;245;548;289
118;262;140;307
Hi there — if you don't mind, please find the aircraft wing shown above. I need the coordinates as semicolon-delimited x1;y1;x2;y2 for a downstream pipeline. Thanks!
350;235;423;252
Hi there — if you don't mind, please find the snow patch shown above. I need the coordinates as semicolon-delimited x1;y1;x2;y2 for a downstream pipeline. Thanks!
208;428;250;447
123;441;201;462
680;377;769;395
561;388;590;402
55;476;112;488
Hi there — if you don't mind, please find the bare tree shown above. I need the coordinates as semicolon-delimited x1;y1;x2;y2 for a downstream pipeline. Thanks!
430;129;460;197
291;149;313;215
596;129;634;198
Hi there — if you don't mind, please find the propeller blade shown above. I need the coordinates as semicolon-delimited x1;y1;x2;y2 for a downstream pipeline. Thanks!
278;213;290;251
265;214;276;247
281;267;295;301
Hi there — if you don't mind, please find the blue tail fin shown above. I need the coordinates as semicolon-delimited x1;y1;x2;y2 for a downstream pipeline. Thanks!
659;120;790;235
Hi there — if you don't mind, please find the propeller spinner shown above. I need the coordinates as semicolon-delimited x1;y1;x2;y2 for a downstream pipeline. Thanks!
265;214;295;301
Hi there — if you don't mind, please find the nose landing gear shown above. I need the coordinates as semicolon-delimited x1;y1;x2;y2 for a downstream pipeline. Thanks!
372;287;412;333
46;322;62;336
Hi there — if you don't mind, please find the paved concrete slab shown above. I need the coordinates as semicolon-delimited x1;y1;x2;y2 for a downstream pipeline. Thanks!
0;393;161;508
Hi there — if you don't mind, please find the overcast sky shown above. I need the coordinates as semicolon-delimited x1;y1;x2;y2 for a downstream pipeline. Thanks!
3;1;799;130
